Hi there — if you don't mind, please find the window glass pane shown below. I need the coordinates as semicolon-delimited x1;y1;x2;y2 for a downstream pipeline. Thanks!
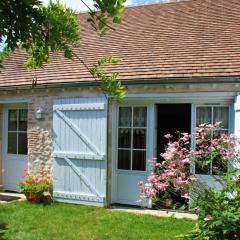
8;132;17;154
213;107;228;128
8;110;18;131
19;109;28;131
118;128;131;148
133;107;147;127
133;129;146;149
132;150;146;171
196;107;211;126
119;107;132;127
18;133;28;155
118;150;131;170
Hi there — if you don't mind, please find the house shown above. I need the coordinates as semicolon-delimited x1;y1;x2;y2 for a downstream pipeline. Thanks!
0;0;240;207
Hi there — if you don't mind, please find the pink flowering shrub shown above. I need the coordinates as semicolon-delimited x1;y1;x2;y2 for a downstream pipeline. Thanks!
138;122;239;209
193;122;238;175
138;132;194;208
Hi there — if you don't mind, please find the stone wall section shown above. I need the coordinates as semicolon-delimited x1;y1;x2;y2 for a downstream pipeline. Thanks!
27;95;54;177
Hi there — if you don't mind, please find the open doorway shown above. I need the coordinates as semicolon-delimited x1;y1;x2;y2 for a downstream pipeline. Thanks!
157;104;191;159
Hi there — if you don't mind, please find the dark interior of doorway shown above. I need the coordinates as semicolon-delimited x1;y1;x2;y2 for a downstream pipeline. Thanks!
157;104;191;160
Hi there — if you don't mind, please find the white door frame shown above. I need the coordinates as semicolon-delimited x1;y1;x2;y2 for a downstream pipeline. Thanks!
111;102;155;204
111;92;236;204
2;104;28;191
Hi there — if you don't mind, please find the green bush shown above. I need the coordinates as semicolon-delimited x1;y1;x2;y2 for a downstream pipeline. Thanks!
181;172;240;240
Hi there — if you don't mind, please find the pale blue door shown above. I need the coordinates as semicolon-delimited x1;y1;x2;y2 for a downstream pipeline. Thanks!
53;96;107;207
114;106;150;205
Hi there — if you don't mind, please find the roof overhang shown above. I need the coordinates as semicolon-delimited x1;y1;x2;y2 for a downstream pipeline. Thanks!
0;76;240;92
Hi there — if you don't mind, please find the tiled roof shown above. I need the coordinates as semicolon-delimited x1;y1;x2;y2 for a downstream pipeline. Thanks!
1;0;240;88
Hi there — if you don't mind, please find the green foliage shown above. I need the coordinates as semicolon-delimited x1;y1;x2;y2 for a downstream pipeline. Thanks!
0;1;44;51
0;47;10;68
180;171;240;240
0;0;80;69
90;56;126;102
24;0;80;69
0;0;125;68
88;0;125;36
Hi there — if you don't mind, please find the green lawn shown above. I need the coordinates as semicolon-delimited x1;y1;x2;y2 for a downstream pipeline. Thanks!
0;201;195;240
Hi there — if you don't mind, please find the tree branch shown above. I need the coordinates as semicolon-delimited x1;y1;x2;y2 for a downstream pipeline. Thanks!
72;51;108;100
79;0;116;31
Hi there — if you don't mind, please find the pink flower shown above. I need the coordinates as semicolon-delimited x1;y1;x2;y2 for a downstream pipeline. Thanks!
155;183;168;191
164;134;173;139
137;181;144;187
181;158;190;164
208;146;215;152
226;151;234;160
148;160;157;167
148;175;158;184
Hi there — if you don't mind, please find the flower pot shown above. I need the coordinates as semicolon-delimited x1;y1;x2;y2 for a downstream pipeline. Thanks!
25;193;43;203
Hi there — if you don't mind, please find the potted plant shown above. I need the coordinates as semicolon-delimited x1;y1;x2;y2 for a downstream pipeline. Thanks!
18;170;52;203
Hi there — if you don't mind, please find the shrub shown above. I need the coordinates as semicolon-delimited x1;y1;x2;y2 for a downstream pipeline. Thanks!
181;172;240;239
138;122;239;209
193;123;237;175
138;132;195;209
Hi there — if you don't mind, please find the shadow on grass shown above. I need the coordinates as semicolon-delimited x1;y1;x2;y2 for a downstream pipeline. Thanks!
0;223;7;240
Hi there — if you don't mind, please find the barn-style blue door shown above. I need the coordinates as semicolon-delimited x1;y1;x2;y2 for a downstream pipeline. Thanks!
53;96;107;206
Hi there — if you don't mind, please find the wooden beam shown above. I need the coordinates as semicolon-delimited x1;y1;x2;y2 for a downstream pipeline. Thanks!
53;151;105;160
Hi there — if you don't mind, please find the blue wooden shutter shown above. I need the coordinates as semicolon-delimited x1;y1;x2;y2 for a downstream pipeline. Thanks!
53;96;107;206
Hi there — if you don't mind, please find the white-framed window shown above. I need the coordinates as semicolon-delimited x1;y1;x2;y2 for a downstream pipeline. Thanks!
117;106;147;171
7;109;28;155
195;105;229;175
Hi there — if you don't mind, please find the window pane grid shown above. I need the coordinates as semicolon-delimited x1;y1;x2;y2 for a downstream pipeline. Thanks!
117;106;147;171
8;109;28;155
195;105;229;175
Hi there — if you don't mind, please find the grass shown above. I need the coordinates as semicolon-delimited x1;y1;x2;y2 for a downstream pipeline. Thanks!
0;201;195;240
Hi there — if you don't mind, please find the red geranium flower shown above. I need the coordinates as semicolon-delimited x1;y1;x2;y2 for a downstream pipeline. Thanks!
26;180;34;185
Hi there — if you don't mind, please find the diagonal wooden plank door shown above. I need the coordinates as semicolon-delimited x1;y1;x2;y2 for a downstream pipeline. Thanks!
53;96;107;206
